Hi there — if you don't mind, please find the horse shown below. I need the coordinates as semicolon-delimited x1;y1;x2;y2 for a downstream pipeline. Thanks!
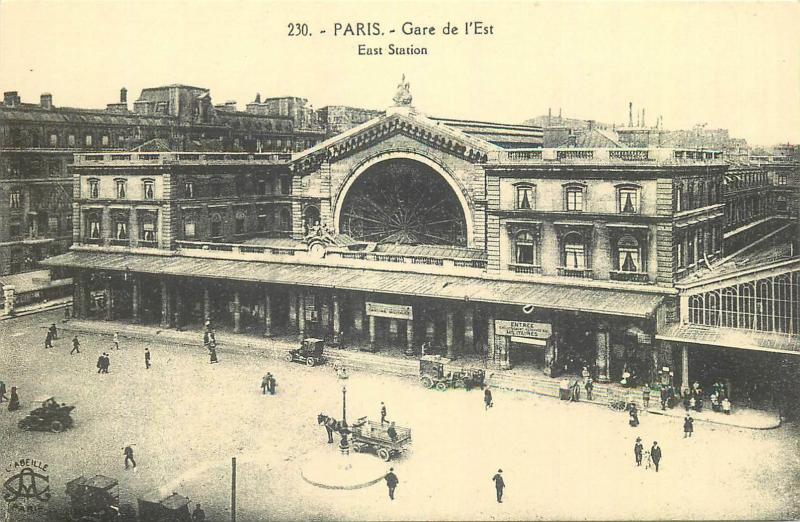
317;413;342;443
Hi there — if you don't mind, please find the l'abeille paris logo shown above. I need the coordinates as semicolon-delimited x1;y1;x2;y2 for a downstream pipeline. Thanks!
3;458;51;515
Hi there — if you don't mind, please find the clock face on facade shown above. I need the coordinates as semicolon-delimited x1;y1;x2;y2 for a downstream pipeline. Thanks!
339;158;467;246
309;242;326;258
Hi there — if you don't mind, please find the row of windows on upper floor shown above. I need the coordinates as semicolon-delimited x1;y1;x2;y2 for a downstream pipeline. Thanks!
725;194;789;228
675;224;723;271
83;177;292;200
511;184;643;213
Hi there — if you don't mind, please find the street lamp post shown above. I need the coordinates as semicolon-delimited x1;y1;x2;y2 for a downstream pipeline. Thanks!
339;385;350;456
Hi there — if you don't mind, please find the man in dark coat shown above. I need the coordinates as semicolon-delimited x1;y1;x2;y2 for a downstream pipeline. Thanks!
492;469;505;503
191;503;206;521
266;373;276;394
49;323;58;340
144;348;151;369
660;385;669;410
380;402;387;424
97;354;105;374
70;336;81;355
634;437;643;466
650;442;662;472
683;414;694;438
384;468;399;500
387;422;398;442
45;330;54;349
0;380;7;403
585;378;594;401
124;445;136;470
484;388;493;410
8;387;20;411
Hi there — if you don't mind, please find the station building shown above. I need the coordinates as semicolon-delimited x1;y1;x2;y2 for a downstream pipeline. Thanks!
43;93;799;404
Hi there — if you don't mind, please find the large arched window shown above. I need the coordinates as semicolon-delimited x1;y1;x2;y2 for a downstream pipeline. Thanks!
562;231;587;269
689;295;704;324
617;235;641;272
721;287;737;327
514;230;537;265
704;291;720;326
756;280;772;331
235;211;246;235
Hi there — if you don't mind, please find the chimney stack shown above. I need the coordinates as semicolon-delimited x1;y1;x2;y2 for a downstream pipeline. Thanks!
548;107;552;127
642;108;646;127
254;93;261;104
40;93;53;109
628;102;633;127
588;120;595;131
120;87;127;103
558;107;562;119
4;91;20;107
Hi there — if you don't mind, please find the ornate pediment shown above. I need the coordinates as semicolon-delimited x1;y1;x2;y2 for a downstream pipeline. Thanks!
292;112;492;175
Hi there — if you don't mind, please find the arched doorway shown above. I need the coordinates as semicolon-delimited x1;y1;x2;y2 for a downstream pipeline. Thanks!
337;158;468;246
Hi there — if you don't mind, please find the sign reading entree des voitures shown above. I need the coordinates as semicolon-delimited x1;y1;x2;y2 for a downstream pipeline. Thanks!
495;320;552;339
365;302;413;320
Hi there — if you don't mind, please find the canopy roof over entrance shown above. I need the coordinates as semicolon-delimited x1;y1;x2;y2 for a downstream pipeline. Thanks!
44;251;665;319
656;323;800;355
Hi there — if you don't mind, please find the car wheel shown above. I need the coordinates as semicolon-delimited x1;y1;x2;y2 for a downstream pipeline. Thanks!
436;382;448;391
306;357;316;367
420;376;433;389
50;420;64;433
285;353;294;362
378;448;391;461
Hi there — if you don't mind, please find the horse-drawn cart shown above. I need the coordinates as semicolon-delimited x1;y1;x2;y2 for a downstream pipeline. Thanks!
350;416;411;462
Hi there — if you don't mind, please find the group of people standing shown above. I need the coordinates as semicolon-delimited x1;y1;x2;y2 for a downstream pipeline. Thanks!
260;373;277;395
633;437;663;472
0;380;20;411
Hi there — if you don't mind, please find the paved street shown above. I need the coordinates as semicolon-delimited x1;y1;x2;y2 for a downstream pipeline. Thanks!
2;310;799;521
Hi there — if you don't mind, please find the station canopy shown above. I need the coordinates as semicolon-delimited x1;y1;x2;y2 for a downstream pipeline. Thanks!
44;251;666;319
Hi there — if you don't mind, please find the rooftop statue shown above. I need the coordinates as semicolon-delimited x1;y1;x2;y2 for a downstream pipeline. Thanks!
393;74;413;106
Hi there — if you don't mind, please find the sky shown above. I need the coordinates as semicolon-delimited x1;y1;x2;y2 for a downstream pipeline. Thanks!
1;0;799;146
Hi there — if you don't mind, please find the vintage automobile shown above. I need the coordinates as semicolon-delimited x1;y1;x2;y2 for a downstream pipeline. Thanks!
286;337;326;367
419;355;486;391
18;396;75;432
350;416;412;462
137;492;192;522
65;474;135;522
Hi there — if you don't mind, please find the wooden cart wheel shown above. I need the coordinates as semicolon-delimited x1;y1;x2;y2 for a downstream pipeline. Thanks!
436;382;448;391
285;353;294;362
378;448;391;461
306;357;316;367
50;420;64;433
420;376;434;389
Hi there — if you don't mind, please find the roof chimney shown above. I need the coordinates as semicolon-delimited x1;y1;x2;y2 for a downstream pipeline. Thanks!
628;102;633;127
254;93;261;104
642;108;646;127
120;87;127;103
40;93;53;110
588;120;595;131
558;107;562;119
4;91;20;107
548;107;552;127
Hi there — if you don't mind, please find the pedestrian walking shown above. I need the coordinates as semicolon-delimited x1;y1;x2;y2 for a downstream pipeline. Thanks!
492;469;505;503
384;468;399;500
8;387;20;411
191;503;206;522
634;437;643;466
484;388;493;410
642;383;651;409
144;348;151;369
209;345;219;364
660;385;669;410
49;323;58;340
380;402;387;424
103;353;110;373
585;378;594;401
45;330;54;349
650;442;662;472
123;445;136;470
0;380;7;403
628;404;640;427
569;380;581;402
266;373;276;395
683;414;694;438
97;354;105;374
261;374;270;395
722;397;731;415
70;336;81;355
112;332;120;350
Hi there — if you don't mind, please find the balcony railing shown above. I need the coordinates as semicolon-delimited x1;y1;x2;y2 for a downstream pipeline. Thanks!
506;150;543;161
109;238;130;247
508;263;543;275
557;149;594;160
557;267;593;278
494;148;725;165
609;270;650;283
74;152;293;165
609;149;650;161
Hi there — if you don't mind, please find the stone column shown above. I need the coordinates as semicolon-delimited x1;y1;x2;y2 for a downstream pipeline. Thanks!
405;319;415;356
288;289;298;332
129;207;138;248
464;306;474;353
203;287;211;324
160;278;172;328
354;298;364;335
131;277;140;323
681;344;689;391
487;312;496;364
332;295;340;334
173;284;183;329
233;290;241;334
595;323;610;383
74;273;88;319
101;206;112;246
446;310;455;359
3;285;16;316
104;279;113;321
368;314;376;347
263;289;272;337
298;293;306;336
426;319;436;343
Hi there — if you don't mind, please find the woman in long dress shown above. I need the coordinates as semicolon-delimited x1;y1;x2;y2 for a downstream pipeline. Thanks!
8;386;20;411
